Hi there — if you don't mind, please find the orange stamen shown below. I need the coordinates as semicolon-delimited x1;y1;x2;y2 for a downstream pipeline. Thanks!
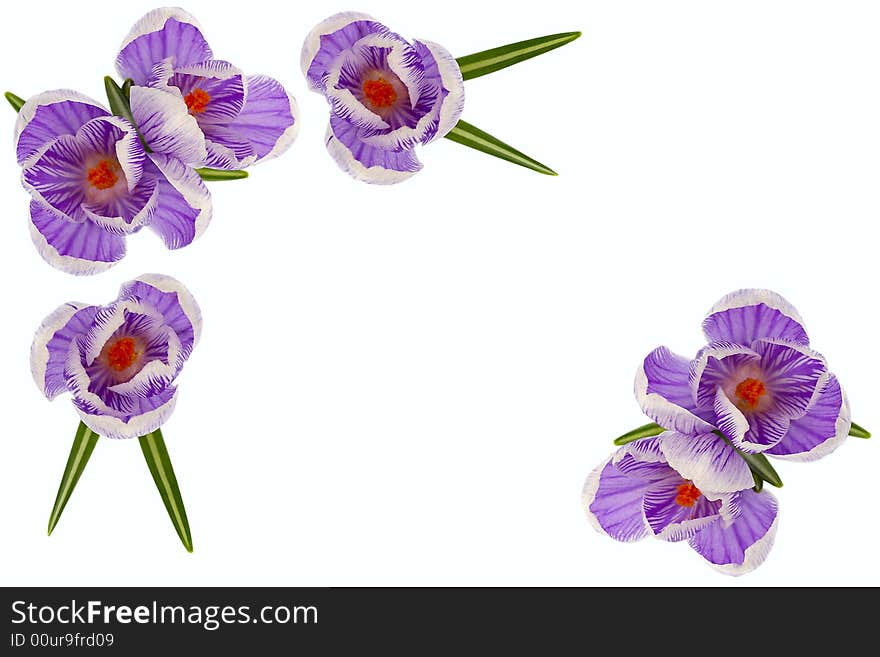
106;338;138;372
184;88;211;114
735;377;766;409
362;77;397;108
86;160;119;190
675;482;701;507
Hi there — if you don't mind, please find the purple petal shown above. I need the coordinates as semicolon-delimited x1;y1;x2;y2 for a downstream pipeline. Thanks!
145;153;212;249
14;90;109;165
634;347;715;435
130;86;207;165
203;74;299;168
171;60;246;122
582;459;651;543
688;489;778;576
766;375;850;461
413;39;465;141
752;339;828;418
643;477;721;542
658;430;754;494
116;8;212;85
82;174;158;234
75;385;178;440
29;201;126;275
702;289;809;346
118;274;202;356
712;388;754;451
31;302;99;399
325;116;422;184
301;12;382;90
690;342;761;408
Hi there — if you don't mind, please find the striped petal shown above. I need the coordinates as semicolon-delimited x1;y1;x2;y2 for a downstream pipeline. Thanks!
702;289;809;346
130;86;207;165
766;375;850;461
14;90;109;165
116;8;212;85
29;201;126;275
31;302;99;399
145;153;212;249
413;40;465;141
325;117;422;184
119;274;202;353
301;12;380;89
658;430;754;495
635;347;716;435
688;489;778;576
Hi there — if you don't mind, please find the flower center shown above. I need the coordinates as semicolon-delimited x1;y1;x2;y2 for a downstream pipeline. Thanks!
675;482;701;507
735;377;766;409
185;88;211;114
106;337;139;372
362;77;397;108
87;159;119;190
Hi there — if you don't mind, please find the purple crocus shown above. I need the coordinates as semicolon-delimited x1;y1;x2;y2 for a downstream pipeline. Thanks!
583;436;778;575
636;289;851;465
31;274;200;440
302;12;465;184
16;88;211;275
117;7;299;170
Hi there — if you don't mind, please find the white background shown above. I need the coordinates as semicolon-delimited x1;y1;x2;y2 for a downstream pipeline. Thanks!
0;0;877;586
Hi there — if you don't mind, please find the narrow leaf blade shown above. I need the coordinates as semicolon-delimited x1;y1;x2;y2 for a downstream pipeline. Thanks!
752;470;763;493
121;78;133;100
849;421;871;439
737;450;783;488
5;91;25;112
103;76;136;128
613;422;665;446
139;430;193;552
195;167;249;181
48;422;99;535
456;31;581;81
444;119;557;175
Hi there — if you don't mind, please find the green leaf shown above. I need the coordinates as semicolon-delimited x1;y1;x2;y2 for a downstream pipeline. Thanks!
613;422;665;446
104;76;137;132
752;470;763;493
48;422;100;535
121;78;133;100
5;91;25;112
195;167;249;181
444;119;557;175
849;421;871;439
456;31;582;81
736;449;783;488
139;429;193;552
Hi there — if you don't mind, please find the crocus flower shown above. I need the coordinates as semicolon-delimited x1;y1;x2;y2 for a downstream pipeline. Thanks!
302;12;465;184
16;88;211;275
636;290;851;466
117;7;299;170
31;274;200;440
583;436;778;575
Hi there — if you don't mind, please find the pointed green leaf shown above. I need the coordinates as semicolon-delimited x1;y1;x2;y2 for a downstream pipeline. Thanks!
613;422;665;446
444;119;557;175
752;470;763;493
121;78;133;100
849;421;871;439
195;167;249;181
104;76;137;131
736;450;783;488
139;429;193;552
456;31;581;81
5;91;25;112
48;422;100;535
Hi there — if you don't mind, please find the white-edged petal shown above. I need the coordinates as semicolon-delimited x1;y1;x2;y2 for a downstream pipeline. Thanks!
300;11;375;80
31;302;91;399
77;388;178;441
416;39;465;141
125;273;203;346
